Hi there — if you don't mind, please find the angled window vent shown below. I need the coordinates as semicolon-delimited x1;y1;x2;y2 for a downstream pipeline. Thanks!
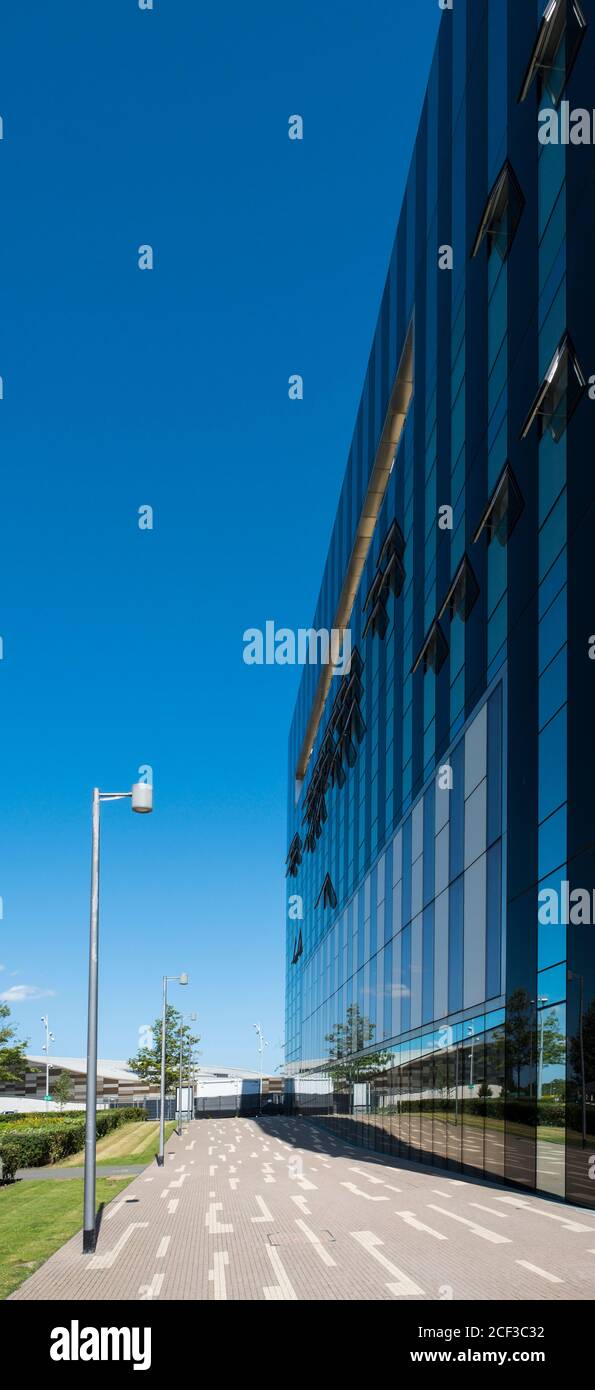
438;556;480;625
362;518;405;642
471;161;525;262
291;928;303;966
520;333;586;443
362;596;389;640
412;621;449;676
349;646;364;679
285;833;303;878
472;463;524;547
315;873;338;912
378;518;405;568
518;0;587;107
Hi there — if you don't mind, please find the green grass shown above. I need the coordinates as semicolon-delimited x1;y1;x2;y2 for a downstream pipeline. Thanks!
59;1119;177;1168
0;1177;131;1300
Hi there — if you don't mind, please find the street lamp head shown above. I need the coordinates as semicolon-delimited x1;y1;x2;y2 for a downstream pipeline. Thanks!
179;973;188;986
131;782;153;813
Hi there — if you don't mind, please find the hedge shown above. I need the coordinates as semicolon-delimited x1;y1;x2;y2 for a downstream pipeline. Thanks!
0;1106;144;1180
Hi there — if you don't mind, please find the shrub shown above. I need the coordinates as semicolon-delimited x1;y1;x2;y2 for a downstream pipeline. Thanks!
0;1105;147;1169
0;1140;20;1183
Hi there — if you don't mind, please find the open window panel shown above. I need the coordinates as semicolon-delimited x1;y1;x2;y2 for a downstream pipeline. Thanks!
362;568;385;615
378;518;405;568
314;873;338;912
285;832;303;878
521;332;586;444
362;595;389;640
291;928;303;966
472;463;524;547
471;161;525;262
518;0;587;107
438;555;480;625
412;620;449;676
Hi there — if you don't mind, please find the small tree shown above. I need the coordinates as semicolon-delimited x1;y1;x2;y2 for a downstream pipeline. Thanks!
52;1071;73;1110
0;1003;28;1086
128;1005;201;1095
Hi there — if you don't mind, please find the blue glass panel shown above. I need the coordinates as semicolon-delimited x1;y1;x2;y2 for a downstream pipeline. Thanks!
401;926;411;1032
538;707;566;823
402;816;412;926
448;874;464;1014
538;805;567;880
539;646;567;731
422;904;435;1025
487;683;503;845
537;961;566;1008
423;780;435;906
449;739;465;881
486;840;502;999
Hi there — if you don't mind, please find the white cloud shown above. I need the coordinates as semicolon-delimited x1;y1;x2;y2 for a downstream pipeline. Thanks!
0;984;55;1004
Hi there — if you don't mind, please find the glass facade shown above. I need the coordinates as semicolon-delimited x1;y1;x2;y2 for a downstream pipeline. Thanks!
286;0;595;1207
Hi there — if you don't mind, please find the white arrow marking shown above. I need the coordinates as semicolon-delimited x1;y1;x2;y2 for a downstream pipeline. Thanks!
88;1223;149;1270
351;1231;425;1297
395;1211;447;1240
139;1273;164;1300
427;1206;510;1245
295;1219;336;1267
263;1247;298;1301
341;1182;389;1202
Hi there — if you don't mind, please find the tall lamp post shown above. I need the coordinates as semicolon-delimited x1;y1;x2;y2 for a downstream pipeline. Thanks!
254;1022;268;1115
157;973;188;1164
83;781;153;1255
41;1014;55;1104
177;1011;197;1136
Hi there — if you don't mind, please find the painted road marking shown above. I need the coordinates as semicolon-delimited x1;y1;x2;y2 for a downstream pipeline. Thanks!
208;1251;229;1300
206;1202;233;1235
395;1211;448;1241
495;1195;594;1233
251;1196;274;1223
351;1231;425;1297
350;1167;386;1186
139;1273;164;1300
185;1140;196;1151
156;1237;170;1259
341;1182;389;1202
290;1195;311;1216
167;1199;179;1214
229;1178;240;1190
170;1173;190;1189
516;1260;563;1284
263;1247;298;1301
427;1206;511;1245
88;1224;149;1271
469;1203;509;1220
295;1219;336;1267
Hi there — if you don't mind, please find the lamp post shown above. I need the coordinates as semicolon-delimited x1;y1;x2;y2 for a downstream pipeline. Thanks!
157;973;188;1164
254;1022;268;1115
177;1011;197;1135
41;1014;55;1104
82;781;153;1255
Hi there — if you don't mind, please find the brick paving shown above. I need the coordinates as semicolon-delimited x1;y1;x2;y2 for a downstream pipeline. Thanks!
10;1116;595;1301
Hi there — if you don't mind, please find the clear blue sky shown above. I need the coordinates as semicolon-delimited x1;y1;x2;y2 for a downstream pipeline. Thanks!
0;1;440;1072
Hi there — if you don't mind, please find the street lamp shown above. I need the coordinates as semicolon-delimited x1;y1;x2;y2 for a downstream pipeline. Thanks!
41;1015;55;1104
82;782;153;1255
254;1022;269;1114
177;1011;197;1136
157;973;188;1165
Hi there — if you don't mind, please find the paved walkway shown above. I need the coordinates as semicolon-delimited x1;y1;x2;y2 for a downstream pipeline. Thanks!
10;1117;595;1301
15;1164;144;1182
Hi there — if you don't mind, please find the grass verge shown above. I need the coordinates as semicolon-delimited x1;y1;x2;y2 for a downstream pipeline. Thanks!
60;1119;177;1168
0;1177;131;1300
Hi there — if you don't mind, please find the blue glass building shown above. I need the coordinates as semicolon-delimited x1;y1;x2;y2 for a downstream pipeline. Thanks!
285;0;595;1206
